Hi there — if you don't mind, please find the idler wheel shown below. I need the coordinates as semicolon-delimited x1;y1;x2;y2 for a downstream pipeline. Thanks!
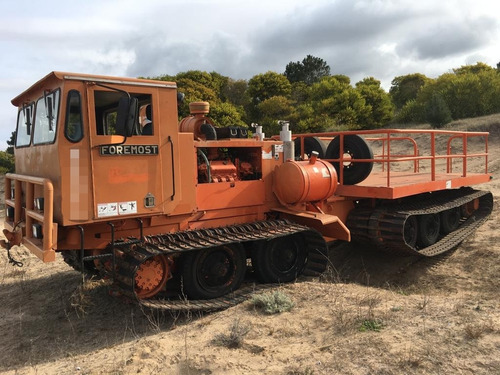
325;135;373;185
252;234;307;283
416;214;441;248
181;244;246;299
135;255;171;299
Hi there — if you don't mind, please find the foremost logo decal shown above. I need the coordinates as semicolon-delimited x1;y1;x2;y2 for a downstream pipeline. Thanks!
100;144;159;155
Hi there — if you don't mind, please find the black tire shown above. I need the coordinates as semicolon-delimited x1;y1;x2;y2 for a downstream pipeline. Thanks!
440;207;461;234
325;135;374;185
416;214;441;248
181;244;246;299
294;137;327;159
403;216;418;248
252;234;307;283
61;250;100;276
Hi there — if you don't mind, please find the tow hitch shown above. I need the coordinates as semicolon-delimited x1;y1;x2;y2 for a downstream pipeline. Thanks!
1;228;24;267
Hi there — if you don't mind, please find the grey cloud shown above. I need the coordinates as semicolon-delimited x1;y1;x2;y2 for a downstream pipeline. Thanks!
396;16;498;59
125;1;418;81
253;1;413;58
125;31;251;79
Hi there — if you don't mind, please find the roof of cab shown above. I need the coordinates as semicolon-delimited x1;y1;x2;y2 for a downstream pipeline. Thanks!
11;71;177;106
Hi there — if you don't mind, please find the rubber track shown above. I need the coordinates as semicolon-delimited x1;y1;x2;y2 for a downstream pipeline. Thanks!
113;219;328;311
347;188;493;257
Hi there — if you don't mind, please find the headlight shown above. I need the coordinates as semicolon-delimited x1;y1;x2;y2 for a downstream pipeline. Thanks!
34;198;44;211
32;224;43;239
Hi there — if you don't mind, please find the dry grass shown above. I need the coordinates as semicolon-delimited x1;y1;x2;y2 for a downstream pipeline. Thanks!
1;114;500;374
211;319;251;349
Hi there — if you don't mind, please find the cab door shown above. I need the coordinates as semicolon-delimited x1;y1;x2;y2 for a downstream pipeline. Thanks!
87;85;166;220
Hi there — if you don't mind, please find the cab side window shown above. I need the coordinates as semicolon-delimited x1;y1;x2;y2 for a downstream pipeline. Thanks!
94;90;152;136
15;103;34;147
139;104;153;135
65;90;84;142
33;89;60;145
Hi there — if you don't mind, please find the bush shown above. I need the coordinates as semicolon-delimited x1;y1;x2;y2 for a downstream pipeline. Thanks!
0;151;14;174
394;99;426;124
250;290;294;314
425;92;452;128
211;319;250;349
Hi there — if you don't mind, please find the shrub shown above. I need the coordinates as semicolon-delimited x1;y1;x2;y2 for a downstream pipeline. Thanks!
425;92;452;128
211;319;250;349
0;151;14;174
250;290;294;314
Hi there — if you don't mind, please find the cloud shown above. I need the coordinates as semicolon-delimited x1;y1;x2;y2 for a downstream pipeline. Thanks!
396;16;498;59
1;0;500;148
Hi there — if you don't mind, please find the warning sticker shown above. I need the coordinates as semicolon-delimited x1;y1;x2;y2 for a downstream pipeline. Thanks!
97;201;137;218
97;203;118;217
262;150;273;160
119;201;138;215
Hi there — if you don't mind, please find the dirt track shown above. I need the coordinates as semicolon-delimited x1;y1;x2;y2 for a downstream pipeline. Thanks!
1;117;499;375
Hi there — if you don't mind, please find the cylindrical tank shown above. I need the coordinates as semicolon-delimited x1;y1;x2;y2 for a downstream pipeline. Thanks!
179;102;216;140
274;152;338;204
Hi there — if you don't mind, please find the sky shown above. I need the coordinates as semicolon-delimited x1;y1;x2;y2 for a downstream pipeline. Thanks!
1;0;499;150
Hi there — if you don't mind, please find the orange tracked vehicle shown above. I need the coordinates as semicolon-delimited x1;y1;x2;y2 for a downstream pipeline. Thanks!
2;72;493;310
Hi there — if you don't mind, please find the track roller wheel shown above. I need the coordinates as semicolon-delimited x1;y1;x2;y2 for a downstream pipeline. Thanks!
135;255;171;299
252;234;307;283
416;214;441;248
403;216;418;248
325;134;373;185
181;244;246;300
440;207;461;234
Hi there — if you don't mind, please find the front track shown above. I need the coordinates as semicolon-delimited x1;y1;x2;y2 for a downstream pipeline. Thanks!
113;220;328;311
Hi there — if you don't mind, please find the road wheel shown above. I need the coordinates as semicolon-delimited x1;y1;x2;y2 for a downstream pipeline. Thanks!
252;234;307;283
416;214;441;248
403;216;418;248
325;135;373;185
182;245;246;299
440;207;461;234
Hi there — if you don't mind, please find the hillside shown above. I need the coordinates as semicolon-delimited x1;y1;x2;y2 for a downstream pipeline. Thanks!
1;116;499;375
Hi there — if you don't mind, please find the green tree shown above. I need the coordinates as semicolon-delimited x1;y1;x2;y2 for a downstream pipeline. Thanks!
389;73;430;109
174;70;227;97
355;77;394;128
425;92;452;128
247;71;292;103
247;71;292;122
256;96;295;135
308;76;370;130
209;102;247;128
174;78;219;118
290;81;310;104
223;78;249;107
0;151;14;174
284;55;331;85
452;62;496;75
6;131;16;155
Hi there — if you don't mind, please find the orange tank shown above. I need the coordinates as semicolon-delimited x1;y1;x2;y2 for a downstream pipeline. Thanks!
274;153;338;204
178;101;216;140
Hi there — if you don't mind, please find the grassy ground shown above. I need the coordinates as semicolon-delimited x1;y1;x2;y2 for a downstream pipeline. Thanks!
0;115;499;374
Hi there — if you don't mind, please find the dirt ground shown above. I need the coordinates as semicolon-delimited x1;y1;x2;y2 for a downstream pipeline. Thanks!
1;116;499;375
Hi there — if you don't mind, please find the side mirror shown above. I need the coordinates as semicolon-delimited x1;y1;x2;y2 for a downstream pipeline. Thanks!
116;96;138;137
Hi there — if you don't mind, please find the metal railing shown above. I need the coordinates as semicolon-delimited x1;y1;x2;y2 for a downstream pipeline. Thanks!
4;173;57;262
292;129;489;186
